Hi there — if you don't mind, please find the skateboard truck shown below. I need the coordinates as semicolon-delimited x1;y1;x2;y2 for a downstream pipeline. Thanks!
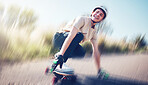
45;61;77;85
45;60;58;74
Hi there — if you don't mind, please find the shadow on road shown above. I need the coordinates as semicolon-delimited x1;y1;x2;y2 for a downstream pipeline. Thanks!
56;75;148;85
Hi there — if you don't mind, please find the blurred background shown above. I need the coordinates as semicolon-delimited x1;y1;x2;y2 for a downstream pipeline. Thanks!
0;0;148;62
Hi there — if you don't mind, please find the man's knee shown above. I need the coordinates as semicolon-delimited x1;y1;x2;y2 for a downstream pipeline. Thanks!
75;32;84;41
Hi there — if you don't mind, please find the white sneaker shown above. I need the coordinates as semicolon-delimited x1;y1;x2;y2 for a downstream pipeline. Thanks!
54;63;74;75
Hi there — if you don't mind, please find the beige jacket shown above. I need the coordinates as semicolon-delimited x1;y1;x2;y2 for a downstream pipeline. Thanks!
63;16;98;42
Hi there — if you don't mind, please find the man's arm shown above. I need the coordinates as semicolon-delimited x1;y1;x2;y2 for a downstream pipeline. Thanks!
59;26;78;56
90;39;101;70
59;16;84;56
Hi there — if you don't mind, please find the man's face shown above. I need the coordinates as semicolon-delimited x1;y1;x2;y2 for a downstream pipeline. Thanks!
91;9;105;22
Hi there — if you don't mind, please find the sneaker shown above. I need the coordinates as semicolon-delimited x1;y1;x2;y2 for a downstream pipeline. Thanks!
97;68;109;80
54;63;74;75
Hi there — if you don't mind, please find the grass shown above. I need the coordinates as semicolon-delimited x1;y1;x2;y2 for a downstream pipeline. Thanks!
0;28;52;62
0;27;147;62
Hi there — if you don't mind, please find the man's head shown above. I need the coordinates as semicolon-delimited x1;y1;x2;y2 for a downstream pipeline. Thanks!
91;6;108;23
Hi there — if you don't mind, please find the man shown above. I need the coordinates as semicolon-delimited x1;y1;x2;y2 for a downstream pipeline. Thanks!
52;6;109;79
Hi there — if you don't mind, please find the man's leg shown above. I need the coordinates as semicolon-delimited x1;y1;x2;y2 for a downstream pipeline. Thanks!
63;32;84;62
52;32;84;62
52;32;68;50
70;44;86;58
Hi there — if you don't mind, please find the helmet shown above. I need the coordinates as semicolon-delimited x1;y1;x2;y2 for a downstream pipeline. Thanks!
93;6;108;20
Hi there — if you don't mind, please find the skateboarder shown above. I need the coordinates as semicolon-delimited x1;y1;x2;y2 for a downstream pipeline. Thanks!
52;6;109;79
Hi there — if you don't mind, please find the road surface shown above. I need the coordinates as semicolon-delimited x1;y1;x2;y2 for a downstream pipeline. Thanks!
0;54;148;85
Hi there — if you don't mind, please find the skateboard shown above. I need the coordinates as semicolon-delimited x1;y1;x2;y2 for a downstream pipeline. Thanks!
45;66;77;85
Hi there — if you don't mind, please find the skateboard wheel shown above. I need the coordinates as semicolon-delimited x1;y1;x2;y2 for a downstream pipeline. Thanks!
63;77;67;80
52;77;58;85
61;76;76;84
45;67;49;74
63;76;76;81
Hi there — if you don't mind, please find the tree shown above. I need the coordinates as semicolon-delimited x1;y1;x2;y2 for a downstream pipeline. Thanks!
5;5;21;29
18;8;38;32
1;5;38;33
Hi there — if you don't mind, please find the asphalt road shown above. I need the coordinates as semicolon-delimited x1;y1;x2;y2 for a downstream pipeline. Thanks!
0;54;148;85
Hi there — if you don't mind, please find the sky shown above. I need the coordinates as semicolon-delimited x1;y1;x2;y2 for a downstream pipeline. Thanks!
0;0;148;42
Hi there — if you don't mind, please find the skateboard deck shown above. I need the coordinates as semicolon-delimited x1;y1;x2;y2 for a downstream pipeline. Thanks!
53;67;74;75
45;66;77;85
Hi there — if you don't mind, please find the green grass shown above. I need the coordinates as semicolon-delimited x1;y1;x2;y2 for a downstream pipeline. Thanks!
0;27;147;62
